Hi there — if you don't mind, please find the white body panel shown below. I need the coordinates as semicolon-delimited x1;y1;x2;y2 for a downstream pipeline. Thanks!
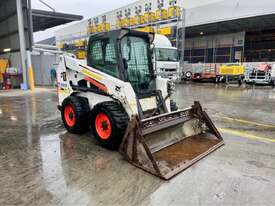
156;77;171;113
57;55;171;119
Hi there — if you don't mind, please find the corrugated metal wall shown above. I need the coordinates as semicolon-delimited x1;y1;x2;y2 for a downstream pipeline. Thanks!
32;54;58;86
184;32;245;63
0;52;22;71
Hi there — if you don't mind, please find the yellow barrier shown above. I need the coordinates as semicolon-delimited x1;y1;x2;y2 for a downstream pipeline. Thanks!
0;59;9;71
156;27;172;35
76;51;87;59
144;12;156;23
116;20;121;28
155;9;168;21
97;24;103;32
96;23;111;32
139;15;146;25
103;23;110;31
88;25;97;33
136;26;154;33
168;6;181;18
27;51;35;91
58;43;65;49
74;40;86;48
128;17;135;26
219;64;245;75
0;59;9;82
133;15;146;25
121;18;130;27
28;66;35;91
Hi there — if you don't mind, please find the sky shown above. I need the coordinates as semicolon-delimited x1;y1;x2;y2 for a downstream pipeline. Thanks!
32;0;137;41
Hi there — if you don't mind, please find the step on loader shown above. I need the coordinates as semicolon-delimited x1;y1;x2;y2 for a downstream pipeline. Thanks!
57;29;224;180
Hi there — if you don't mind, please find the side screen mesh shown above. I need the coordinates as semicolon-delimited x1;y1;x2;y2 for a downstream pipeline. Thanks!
89;39;119;78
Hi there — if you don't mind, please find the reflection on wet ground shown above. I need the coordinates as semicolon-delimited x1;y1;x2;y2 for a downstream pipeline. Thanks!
0;85;275;206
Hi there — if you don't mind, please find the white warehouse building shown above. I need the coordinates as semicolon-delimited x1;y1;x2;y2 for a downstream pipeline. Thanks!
55;0;275;63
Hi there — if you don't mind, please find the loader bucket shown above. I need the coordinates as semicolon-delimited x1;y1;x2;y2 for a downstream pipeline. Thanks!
119;101;224;180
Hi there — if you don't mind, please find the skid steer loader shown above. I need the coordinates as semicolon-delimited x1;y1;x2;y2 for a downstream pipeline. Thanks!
57;29;224;180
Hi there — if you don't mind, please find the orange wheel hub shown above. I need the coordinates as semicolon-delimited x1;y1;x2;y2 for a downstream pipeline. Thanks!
64;105;76;127
95;113;112;140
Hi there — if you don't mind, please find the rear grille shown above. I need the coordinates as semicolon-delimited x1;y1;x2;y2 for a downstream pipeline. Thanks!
164;68;177;72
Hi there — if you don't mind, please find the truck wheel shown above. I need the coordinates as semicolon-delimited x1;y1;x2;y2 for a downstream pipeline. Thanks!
185;71;192;80
62;96;90;134
215;76;220;83
91;101;129;150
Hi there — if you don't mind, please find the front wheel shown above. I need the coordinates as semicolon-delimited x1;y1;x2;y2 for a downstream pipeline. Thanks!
91;102;129;150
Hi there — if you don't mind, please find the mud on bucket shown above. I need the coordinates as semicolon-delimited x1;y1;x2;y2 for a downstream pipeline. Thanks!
119;101;224;180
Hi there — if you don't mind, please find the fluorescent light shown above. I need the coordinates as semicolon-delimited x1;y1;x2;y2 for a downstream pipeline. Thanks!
10;116;17;121
3;48;11;53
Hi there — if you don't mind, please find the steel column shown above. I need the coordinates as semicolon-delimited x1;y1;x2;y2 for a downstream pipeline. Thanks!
16;0;28;88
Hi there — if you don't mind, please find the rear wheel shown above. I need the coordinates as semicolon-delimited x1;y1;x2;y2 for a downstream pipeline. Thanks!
91;101;129;150
62;96;90;134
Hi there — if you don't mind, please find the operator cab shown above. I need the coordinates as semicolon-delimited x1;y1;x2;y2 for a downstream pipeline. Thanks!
87;29;156;97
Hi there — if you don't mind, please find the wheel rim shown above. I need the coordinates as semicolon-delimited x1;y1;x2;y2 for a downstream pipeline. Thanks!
64;104;76;127
95;113;112;140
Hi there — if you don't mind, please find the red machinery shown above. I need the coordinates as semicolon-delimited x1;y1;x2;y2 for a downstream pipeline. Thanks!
2;73;12;90
192;64;218;82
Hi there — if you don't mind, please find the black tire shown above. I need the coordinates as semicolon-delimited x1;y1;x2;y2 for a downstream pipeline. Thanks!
215;76;221;83
238;78;243;86
61;96;90;134
91;101;129;150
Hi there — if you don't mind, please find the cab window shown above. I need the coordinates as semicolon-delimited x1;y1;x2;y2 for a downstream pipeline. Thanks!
88;39;119;78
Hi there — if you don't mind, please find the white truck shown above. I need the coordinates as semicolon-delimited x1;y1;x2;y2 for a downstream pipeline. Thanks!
152;34;180;80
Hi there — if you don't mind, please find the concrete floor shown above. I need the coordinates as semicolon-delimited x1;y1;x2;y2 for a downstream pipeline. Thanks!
0;84;275;206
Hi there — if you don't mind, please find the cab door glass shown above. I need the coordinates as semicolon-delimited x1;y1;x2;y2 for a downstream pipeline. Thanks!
121;36;152;92
88;39;119;78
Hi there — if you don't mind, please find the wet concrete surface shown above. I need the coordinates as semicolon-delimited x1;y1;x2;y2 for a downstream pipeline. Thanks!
0;85;275;206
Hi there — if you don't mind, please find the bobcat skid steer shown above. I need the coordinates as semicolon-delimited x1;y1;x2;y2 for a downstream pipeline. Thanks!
57;29;224;180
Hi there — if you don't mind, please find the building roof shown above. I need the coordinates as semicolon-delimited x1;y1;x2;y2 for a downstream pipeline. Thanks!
36;36;56;45
32;9;83;32
185;0;275;37
186;13;275;38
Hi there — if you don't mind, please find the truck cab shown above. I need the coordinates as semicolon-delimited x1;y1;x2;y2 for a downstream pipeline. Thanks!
152;34;180;80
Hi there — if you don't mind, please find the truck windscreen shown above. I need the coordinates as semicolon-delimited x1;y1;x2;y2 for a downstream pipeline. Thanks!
156;48;179;62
